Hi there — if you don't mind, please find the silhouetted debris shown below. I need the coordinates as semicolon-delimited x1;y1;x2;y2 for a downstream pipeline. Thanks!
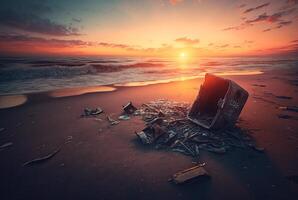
123;102;137;114
276;95;293;100
278;106;298;113
23;147;61;166
252;84;266;87
135;98;260;157
81;107;103;117
0;142;13;149
170;165;209;184
188;74;249;129
118;115;131;120
107;116;120;125
278;114;296;120
136;124;166;144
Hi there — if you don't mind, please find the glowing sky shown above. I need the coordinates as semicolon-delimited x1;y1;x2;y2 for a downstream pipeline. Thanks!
0;0;297;56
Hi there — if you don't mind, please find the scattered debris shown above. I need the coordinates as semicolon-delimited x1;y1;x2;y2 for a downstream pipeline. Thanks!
0;127;5;132
0;142;13;149
107;116;120;126
123;102;137;114
170;165;209;184
136;124;166;144
188;73;249;129
278;106;298;113
278;114;296;120
275;96;293;100
94;118;103;122
252;84;266;87
118;115;131;120
135;98;259;157
81;107;103;117
23;147;61;166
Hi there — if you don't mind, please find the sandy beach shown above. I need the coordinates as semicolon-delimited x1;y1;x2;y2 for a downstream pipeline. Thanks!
0;69;297;200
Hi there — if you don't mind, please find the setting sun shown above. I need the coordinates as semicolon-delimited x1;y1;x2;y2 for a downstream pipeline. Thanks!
179;52;188;61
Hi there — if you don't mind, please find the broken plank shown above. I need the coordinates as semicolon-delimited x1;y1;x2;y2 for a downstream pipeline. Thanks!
172;165;209;184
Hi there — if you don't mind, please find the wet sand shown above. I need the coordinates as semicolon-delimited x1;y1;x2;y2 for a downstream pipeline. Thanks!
0;70;298;200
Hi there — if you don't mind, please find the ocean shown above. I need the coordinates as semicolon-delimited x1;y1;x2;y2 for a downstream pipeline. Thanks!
0;56;297;95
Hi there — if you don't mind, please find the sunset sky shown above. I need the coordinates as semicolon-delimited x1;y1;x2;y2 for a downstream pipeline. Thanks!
0;0;297;57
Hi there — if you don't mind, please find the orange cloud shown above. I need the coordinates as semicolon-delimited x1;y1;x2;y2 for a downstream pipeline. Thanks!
175;37;200;45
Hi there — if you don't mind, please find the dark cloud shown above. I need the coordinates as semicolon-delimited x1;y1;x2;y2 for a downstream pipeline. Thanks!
234;45;241;48
0;33;89;47
275;20;292;28
0;33;135;50
223;7;296;32
291;39;298;43
263;20;292;32
243;3;270;14
175;37;200;45
98;42;130;49
246;8;295;24
0;0;81;36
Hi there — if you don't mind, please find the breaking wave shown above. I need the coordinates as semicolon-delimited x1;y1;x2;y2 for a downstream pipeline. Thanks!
0;56;297;95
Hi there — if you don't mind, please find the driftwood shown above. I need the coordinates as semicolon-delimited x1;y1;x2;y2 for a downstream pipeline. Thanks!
23;147;61;166
171;165;209;184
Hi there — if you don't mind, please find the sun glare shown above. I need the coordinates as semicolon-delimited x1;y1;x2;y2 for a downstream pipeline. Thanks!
179;52;187;59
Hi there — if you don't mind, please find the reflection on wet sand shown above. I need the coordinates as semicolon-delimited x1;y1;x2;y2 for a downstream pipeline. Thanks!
115;70;263;87
0;95;27;109
49;86;116;98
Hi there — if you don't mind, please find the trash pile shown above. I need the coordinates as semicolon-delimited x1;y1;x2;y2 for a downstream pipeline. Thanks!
134;73;262;160
135;99;262;158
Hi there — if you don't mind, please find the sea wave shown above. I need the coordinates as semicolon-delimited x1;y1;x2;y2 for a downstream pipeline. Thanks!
0;56;297;95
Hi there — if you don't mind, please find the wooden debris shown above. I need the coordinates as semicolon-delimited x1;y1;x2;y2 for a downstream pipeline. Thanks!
23;147;61;166
172;165;209;184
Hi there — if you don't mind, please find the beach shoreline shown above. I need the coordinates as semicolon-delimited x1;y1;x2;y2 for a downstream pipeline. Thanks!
0;71;298;200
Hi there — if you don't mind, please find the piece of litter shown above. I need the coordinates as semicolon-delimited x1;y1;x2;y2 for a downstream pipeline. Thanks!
0;142;13;149
276;96;293;100
118;115;131;120
278;106;298;113
107;116;120;125
171;165;209;184
82;107;103;117
188;73;249;129
123;102;137;114
23;147;61;166
278;114;295;120
252;84;266;87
